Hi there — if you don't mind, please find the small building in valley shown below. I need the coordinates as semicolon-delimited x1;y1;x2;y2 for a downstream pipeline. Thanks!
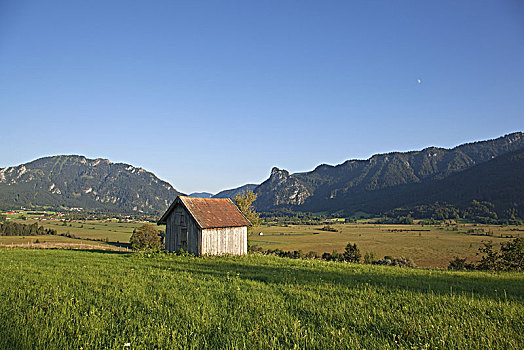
158;196;251;256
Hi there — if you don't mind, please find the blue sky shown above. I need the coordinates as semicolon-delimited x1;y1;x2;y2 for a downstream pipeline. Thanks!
1;0;523;194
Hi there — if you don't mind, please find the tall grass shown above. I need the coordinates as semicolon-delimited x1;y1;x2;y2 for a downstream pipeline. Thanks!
0;249;522;349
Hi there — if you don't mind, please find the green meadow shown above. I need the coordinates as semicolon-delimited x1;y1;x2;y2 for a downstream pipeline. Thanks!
41;219;140;242
1;249;523;349
0;211;142;248
0;234;121;250
2;214;523;268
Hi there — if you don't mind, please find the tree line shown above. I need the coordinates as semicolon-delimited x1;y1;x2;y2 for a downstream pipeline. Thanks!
249;242;416;268
254;200;522;225
379;200;522;225
0;221;57;236
449;237;523;271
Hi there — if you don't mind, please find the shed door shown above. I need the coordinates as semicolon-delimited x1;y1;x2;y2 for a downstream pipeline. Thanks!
175;213;188;252
178;226;188;251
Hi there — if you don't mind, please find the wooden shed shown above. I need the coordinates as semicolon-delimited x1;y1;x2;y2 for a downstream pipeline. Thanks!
157;196;251;256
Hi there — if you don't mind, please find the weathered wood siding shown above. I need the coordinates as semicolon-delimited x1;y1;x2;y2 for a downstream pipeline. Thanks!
164;202;248;256
164;204;201;255
201;226;247;256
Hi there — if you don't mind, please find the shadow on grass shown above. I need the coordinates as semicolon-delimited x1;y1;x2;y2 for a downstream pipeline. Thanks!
150;257;524;302
104;241;132;250
72;248;132;255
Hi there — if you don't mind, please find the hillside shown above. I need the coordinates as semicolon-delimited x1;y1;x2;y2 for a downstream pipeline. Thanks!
2;132;522;216
250;132;524;214
213;184;258;199
0;155;180;213
1;249;522;349
285;147;524;215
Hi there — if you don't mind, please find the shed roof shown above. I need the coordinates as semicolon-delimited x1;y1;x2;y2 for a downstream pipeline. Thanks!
158;196;251;229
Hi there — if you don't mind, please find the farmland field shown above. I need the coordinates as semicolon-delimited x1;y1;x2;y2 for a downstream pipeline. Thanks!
40;219;141;242
1;248;523;349
249;223;524;268
1;211;146;247
0;234;123;250
2;212;523;268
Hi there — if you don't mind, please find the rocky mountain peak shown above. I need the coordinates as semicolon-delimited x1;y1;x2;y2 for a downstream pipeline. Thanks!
251;132;524;212
270;167;289;180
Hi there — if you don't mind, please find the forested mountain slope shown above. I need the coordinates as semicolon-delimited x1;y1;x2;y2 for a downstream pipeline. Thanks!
252;132;523;214
0;155;180;213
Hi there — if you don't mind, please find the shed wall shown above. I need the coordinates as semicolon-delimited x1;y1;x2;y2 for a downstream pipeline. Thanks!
201;226;247;255
165;204;201;255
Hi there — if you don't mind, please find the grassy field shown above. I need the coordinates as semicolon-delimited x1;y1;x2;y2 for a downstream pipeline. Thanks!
41;219;142;242
2;212;144;242
249;223;524;268
3;213;523;268
0;248;523;349
0;236;132;252
3;210;524;268
2;210;145;241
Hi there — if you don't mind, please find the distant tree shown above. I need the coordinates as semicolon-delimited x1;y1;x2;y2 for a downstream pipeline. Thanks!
343;243;361;263
397;215;413;224
451;237;524;271
320;225;338;232
130;223;163;251
374;256;416;268
234;190;261;230
0;221;52;236
504;208;523;225
305;251;319;259
321;252;332;261
448;257;474;271
464;200;499;224
476;241;500;271
363;251;377;264
323;250;344;262
499;237;524;271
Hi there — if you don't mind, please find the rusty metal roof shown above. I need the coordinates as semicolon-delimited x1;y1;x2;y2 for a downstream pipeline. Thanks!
158;196;251;229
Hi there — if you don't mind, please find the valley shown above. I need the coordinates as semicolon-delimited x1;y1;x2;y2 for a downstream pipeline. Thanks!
2;210;522;268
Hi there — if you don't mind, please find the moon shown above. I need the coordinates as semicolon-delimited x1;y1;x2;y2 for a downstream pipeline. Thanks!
417;79;422;84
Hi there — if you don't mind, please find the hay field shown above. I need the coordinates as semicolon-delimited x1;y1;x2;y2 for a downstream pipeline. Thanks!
249;223;524;268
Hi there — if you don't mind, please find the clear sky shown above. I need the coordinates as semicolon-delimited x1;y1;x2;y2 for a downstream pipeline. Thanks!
1;1;523;194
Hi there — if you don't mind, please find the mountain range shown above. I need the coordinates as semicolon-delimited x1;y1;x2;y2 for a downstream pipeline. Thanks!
213;184;258;199
217;132;524;216
0;155;180;213
0;132;522;216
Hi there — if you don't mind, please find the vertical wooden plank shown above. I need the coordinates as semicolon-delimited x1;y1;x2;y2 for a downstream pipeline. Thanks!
164;215;169;251
238;227;242;255
239;227;242;254
224;228;228;254
214;229;218;255
166;217;169;251
197;227;201;256
168;212;174;252
232;228;235;254
243;227;246;254
175;214;178;252
219;228;223;255
201;229;206;255
236;228;239;254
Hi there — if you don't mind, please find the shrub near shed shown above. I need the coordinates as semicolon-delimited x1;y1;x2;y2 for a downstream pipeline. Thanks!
130;223;163;251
